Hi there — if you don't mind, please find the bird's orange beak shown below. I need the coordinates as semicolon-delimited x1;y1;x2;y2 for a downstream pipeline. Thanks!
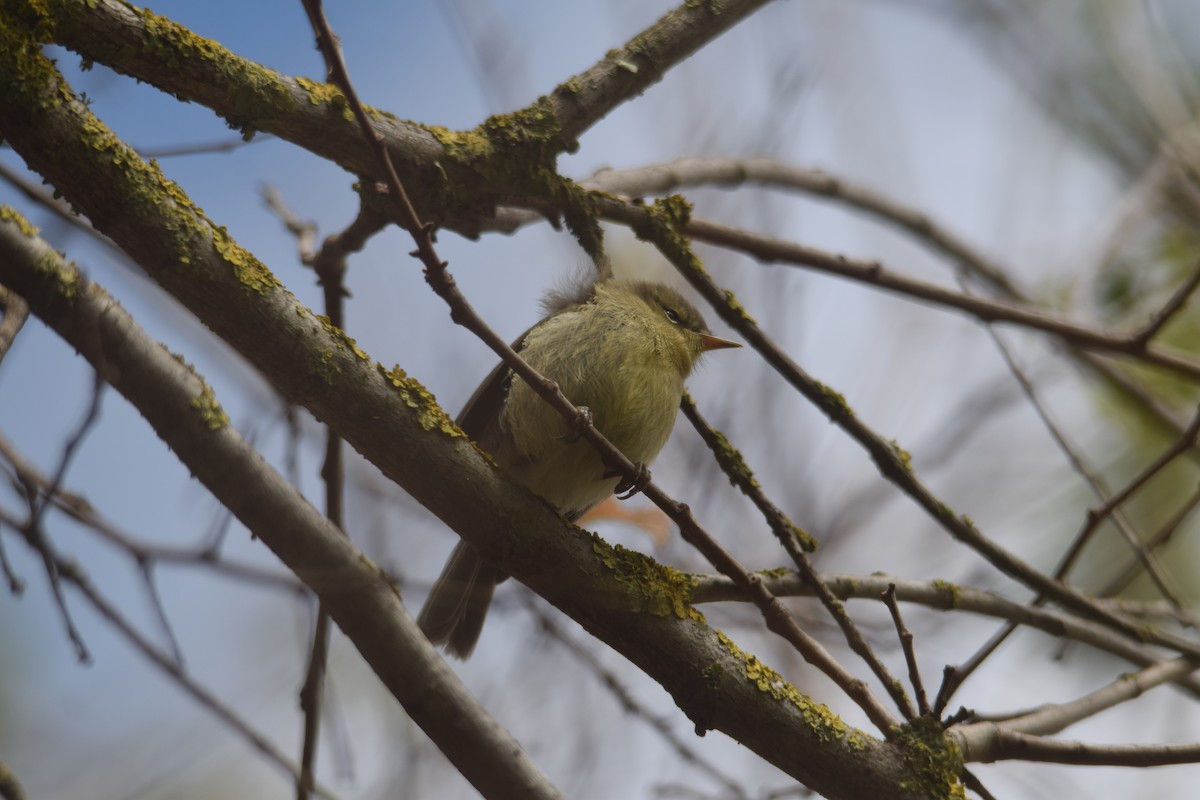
700;333;742;351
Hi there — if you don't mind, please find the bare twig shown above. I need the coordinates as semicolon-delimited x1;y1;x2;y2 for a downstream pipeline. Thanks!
959;770;998;800
1003;656;1197;737
689;572;1200;696
139;135;270;159
31;371;105;531
1063;405;1200;582
8;370;107;664
881;585;929;717
582;157;1023;297
671;212;1200;383
545;1;773;146
0;428;303;596
1100;481;1200;601
932;308;1194;711
982;323;1181;604
7;433;95;664
953;724;1200;767
681;394;916;721
1131;256;1200;347
0;519;20;594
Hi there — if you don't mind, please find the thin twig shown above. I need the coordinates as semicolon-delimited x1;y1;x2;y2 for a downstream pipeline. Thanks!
1003;656;1197;737
0;521;20;594
670;212;1200;383
581;157;1024;298
881;584;929;717
982;322;1180;603
11;467;91;664
931;308;1192;709
139;134;270;159
953;724;1200;767
0;429;304;595
1063;404;1200;582
959;769;999;800
1131;256;1200;347
1100;481;1200;602
31;371;105;530
690;572;1200;695
681;394;916;721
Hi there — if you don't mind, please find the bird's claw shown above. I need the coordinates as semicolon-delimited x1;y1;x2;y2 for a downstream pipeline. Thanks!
613;462;651;499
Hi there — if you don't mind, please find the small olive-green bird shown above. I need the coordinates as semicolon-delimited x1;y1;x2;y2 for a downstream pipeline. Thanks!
417;277;739;658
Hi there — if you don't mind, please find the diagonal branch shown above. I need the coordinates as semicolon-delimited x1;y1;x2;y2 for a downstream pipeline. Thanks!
1000;657;1197;737
690;571;1200;698
545;1;772;144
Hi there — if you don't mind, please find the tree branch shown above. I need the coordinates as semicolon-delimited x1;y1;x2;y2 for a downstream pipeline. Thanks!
953;725;1200;767
690;572;1200;698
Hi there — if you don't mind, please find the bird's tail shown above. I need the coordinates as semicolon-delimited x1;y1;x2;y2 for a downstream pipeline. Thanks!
416;540;498;659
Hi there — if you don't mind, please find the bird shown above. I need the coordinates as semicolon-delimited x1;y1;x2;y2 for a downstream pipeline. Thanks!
417;275;739;658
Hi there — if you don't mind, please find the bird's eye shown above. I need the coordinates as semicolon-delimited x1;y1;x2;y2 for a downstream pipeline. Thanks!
662;305;682;325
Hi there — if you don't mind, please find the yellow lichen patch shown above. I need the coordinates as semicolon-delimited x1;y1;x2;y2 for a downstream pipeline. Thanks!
715;630;867;748
377;364;462;436
0;207;81;304
720;288;756;325
889;439;913;472
895;717;966;800
311;347;339;387
0;206;40;238
210;224;279;294
813;380;855;419
294;76;357;122
294;76;343;106
930;579;961;609
132;7;297;130
591;535;701;621
426;124;494;165
0;8;72;113
190;381;230;431
317;315;370;361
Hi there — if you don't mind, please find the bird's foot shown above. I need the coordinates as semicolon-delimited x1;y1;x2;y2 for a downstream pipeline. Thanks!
613;462;651;499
